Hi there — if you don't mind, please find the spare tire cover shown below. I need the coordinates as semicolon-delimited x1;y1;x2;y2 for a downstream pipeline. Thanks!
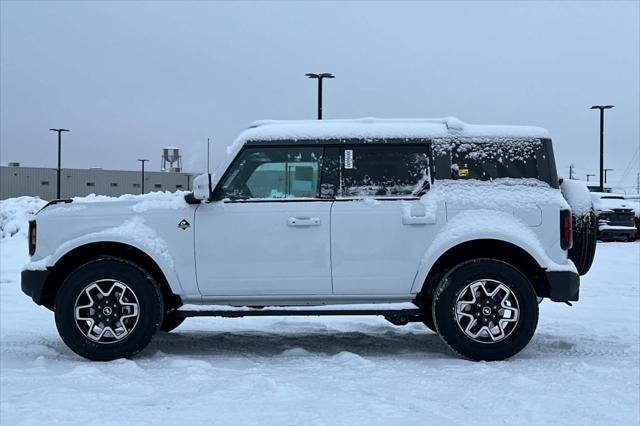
560;179;597;275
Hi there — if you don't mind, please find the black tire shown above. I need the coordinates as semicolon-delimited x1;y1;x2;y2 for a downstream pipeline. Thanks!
432;259;539;361
160;311;186;332
54;257;163;361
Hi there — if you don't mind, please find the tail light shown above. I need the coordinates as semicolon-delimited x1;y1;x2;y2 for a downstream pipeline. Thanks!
28;220;36;256
560;209;573;250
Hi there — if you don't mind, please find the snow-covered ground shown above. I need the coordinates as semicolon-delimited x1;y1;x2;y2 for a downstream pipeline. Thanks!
1;211;639;425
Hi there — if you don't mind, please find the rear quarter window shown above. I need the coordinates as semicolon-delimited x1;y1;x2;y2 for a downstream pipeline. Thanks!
432;137;554;185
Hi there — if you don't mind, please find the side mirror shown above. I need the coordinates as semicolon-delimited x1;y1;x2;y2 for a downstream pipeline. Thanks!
192;173;212;201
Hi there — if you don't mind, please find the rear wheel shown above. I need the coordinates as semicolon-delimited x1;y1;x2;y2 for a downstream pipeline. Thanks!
433;259;538;361
54;258;163;361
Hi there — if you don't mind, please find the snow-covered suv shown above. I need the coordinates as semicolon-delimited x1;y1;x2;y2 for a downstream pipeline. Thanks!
21;118;597;361
591;193;637;242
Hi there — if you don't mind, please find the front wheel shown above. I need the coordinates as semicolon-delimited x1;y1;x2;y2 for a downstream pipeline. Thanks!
54;257;163;361
433;259;539;361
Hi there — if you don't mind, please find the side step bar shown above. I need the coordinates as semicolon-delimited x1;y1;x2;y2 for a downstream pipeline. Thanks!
176;308;421;318
175;303;423;325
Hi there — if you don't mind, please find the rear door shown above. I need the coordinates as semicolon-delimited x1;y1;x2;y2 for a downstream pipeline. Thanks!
194;144;333;296
329;142;440;295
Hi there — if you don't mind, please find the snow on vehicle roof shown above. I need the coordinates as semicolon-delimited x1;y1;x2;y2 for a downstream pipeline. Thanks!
226;117;550;155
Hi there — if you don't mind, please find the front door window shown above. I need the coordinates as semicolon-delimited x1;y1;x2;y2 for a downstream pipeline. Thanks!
217;147;323;200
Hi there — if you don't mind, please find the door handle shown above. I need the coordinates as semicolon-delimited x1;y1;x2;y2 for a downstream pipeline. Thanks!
287;217;321;226
402;215;436;225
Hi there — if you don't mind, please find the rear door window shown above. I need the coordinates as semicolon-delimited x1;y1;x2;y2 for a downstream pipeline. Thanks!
338;145;429;198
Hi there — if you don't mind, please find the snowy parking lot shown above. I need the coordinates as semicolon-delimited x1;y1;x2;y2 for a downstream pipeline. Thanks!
1;232;638;425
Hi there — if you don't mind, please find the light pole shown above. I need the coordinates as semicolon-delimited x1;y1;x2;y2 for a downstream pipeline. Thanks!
137;159;149;194
49;128;70;199
603;168;613;187
305;73;335;120
586;173;595;182
590;105;614;192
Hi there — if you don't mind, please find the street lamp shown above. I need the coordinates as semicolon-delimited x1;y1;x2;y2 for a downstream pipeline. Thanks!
603;168;614;187
305;73;335;120
590;104;614;192
49;128;70;199
137;159;149;194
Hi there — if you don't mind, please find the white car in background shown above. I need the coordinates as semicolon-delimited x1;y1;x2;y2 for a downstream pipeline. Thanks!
591;193;637;242
21;118;597;362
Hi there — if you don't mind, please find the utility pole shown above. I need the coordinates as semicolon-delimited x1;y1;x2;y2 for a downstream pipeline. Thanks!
49;128;70;199
569;164;575;180
305;73;335;120
137;159;149;194
603;168;613;188
636;172;640;194
586;173;595;182
590;105;614;192
207;138;211;173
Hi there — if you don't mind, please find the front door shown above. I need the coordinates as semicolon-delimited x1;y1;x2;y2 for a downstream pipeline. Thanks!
194;145;332;296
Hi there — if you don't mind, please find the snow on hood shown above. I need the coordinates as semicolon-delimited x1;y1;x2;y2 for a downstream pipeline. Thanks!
591;193;634;213
40;191;192;214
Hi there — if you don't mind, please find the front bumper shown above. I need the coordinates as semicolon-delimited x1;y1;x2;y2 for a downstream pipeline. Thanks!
21;269;50;305
546;270;580;302
598;227;636;241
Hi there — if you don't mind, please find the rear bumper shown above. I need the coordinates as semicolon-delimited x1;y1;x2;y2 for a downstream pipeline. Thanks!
21;269;50;305
546;270;580;302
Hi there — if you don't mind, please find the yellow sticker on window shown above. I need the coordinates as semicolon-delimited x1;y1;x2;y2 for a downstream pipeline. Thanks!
458;168;469;177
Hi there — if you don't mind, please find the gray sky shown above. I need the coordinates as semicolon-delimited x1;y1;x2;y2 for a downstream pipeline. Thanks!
1;1;639;191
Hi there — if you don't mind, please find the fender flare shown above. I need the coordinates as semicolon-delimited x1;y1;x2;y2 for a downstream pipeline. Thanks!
45;234;184;296
410;209;559;294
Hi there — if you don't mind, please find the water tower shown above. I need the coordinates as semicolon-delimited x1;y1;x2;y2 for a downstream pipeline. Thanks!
161;147;182;172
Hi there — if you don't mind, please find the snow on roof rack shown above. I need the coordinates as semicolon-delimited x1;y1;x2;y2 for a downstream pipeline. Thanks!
248;116;465;131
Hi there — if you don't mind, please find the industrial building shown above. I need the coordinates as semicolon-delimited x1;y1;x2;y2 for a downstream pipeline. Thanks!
1;164;193;200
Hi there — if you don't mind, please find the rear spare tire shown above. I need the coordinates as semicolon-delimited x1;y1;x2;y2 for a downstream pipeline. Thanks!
560;179;598;275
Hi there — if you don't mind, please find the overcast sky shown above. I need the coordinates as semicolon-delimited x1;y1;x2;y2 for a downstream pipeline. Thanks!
1;1;639;191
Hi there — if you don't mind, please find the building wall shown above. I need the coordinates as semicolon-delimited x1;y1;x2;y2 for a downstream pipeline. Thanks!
1;166;193;200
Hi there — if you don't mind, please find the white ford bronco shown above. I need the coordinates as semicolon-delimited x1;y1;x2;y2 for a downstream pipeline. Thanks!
22;118;597;361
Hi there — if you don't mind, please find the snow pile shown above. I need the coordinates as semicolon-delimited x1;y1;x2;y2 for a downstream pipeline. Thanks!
1;233;639;425
560;179;593;215
0;197;47;238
